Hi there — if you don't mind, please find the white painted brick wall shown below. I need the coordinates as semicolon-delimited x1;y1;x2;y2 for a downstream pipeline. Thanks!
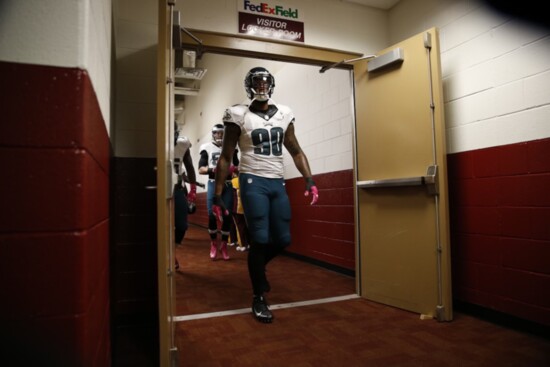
110;0;550;159
277;65;354;179
9;0;548;160
0;0;112;134
391;0;550;153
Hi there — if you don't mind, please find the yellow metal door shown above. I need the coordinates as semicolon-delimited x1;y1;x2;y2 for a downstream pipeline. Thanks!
354;28;452;321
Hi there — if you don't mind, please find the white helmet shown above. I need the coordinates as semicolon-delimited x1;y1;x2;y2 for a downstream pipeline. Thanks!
212;124;224;145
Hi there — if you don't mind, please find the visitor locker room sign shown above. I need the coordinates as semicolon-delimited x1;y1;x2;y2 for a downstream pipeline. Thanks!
238;0;305;42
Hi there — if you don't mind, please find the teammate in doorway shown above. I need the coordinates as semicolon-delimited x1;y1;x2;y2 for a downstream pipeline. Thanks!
198;124;239;260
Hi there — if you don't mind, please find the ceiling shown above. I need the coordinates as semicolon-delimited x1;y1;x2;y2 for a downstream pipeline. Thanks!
341;0;401;10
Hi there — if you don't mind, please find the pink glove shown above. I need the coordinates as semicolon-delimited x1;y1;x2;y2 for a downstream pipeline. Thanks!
304;178;319;205
187;183;197;204
212;195;229;224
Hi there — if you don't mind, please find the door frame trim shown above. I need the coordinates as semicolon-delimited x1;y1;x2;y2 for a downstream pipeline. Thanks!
177;29;362;68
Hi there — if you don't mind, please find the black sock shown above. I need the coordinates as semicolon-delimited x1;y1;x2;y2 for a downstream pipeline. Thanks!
248;242;268;295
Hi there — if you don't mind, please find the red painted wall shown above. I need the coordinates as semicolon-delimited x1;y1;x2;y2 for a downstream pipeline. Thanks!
190;170;356;271
191;150;550;328
448;138;550;326
0;62;111;366
286;170;356;270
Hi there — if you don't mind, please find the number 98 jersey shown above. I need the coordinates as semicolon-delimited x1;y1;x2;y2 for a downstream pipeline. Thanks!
223;100;294;179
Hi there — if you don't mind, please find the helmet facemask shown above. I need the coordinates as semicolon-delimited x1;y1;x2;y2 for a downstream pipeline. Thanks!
245;68;275;102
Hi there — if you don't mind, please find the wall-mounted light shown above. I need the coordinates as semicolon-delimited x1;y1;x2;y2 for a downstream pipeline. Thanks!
175;50;207;80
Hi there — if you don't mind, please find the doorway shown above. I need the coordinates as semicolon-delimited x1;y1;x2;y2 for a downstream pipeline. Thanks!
158;25;452;366
159;29;363;366
175;51;359;314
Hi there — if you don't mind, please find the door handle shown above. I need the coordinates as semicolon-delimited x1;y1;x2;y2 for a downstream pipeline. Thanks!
357;165;438;195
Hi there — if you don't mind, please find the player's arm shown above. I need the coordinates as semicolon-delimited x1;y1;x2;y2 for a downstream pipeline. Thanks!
214;123;240;197
198;150;210;175
182;150;196;184
232;149;240;167
284;122;319;205
180;149;197;203
284;122;312;178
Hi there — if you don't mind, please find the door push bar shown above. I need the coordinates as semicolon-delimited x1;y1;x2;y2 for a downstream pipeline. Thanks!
357;165;439;195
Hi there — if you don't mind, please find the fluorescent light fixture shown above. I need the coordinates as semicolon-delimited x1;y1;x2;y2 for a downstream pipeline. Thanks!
342;0;401;10
175;67;207;80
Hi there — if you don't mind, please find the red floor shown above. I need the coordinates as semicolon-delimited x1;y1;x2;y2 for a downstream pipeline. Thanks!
174;225;550;366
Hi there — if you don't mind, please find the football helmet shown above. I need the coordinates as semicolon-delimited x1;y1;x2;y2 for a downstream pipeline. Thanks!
212;124;224;145
244;67;275;102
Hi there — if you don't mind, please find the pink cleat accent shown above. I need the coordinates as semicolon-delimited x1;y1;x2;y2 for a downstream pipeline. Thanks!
220;241;230;260
210;240;218;260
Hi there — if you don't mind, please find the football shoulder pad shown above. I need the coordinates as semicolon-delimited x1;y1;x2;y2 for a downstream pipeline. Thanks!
275;103;294;120
199;142;210;154
223;104;249;126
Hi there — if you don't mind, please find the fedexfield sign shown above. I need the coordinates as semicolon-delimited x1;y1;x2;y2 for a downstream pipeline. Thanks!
238;0;305;42
242;0;299;19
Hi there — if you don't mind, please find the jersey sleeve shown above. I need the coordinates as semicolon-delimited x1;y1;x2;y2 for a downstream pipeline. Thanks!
174;137;191;159
278;104;295;124
222;105;248;128
199;142;208;155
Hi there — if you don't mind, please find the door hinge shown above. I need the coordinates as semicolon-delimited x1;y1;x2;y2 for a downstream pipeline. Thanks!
424;32;432;50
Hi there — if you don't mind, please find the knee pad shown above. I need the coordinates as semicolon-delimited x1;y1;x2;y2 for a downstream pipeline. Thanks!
249;229;270;245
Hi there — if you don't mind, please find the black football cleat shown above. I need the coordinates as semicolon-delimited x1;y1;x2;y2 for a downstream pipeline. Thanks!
252;296;273;323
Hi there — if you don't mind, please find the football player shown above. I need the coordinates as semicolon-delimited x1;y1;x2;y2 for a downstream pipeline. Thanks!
198;124;239;260
212;67;319;323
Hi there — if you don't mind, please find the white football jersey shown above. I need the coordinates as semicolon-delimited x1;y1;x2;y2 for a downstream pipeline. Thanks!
199;141;222;170
223;99;294;179
174;136;191;175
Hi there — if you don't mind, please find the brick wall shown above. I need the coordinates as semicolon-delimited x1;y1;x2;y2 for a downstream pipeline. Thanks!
448;138;550;326
0;62;111;366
